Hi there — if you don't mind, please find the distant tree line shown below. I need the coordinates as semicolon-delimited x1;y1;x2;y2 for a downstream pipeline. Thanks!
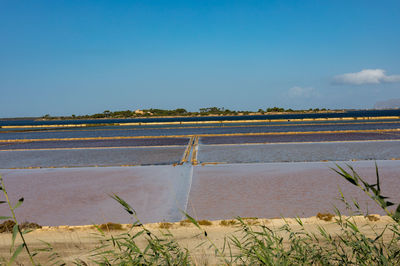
41;107;332;120
263;107;327;113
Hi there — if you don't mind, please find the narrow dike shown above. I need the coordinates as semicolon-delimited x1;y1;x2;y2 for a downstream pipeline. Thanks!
172;136;199;221
179;137;194;164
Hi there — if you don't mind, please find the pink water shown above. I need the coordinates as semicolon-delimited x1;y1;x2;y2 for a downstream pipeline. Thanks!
1;160;399;226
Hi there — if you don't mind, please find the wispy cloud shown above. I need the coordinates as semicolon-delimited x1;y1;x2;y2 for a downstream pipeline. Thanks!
287;86;318;98
333;69;400;85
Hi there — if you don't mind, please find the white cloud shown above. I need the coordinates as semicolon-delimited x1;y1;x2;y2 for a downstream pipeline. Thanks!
288;86;318;98
333;69;400;85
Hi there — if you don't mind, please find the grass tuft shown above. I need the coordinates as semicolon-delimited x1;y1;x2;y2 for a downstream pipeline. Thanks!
179;219;191;226
316;212;334;221
219;220;236;226
242;217;259;225
198;220;212;226
99;222;123;231
367;214;380;222
0;220;16;233
159;222;173;229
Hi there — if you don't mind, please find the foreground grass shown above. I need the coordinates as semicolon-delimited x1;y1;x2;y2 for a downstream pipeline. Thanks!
0;163;399;265
1;215;396;265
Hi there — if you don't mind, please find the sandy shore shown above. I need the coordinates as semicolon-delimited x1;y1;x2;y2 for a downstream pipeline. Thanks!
0;215;395;265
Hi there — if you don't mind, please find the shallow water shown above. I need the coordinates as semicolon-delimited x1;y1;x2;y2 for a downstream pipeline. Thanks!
187;160;400;220
1;120;400;140
1;114;400;225
1;161;399;225
0;165;192;225
1;136;400;168
0;137;189;150
0;146;186;168
198;141;400;163
200;131;400;144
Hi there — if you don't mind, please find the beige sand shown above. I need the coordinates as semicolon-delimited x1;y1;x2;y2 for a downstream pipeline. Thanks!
0;215;395;265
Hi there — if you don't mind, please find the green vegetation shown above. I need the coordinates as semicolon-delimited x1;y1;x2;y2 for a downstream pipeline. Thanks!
159;222;173;229
219;219;237;226
98;222;123;231
179;219;191;226
1;163;399;264
316;212;335;221
40;106;334;120
197;219;213;226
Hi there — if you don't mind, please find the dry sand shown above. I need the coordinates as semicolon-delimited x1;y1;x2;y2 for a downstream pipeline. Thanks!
0;215;395;265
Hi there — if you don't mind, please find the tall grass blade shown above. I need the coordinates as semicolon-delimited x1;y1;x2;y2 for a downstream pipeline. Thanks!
110;194;136;215
181;212;200;229
10;224;18;252
376;162;381;193
8;243;24;266
393;204;400;222
12;197;24;210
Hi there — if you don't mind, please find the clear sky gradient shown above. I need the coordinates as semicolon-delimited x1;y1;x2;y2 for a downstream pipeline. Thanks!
1;0;400;117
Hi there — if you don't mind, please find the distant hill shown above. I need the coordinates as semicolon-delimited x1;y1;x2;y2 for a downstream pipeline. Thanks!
374;98;400;109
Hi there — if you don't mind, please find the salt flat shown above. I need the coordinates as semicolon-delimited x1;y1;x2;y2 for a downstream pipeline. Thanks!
0;146;186;168
0;160;399;226
187;160;400;220
198;140;400;163
0;165;192;225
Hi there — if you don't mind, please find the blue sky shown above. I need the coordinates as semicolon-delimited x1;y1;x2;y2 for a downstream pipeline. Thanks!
1;0;400;117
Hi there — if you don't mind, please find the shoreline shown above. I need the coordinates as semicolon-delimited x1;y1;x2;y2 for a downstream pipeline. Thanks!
2;214;391;232
2;115;400;129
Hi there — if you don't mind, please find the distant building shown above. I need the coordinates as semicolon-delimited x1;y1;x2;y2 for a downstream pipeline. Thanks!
134;109;144;115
